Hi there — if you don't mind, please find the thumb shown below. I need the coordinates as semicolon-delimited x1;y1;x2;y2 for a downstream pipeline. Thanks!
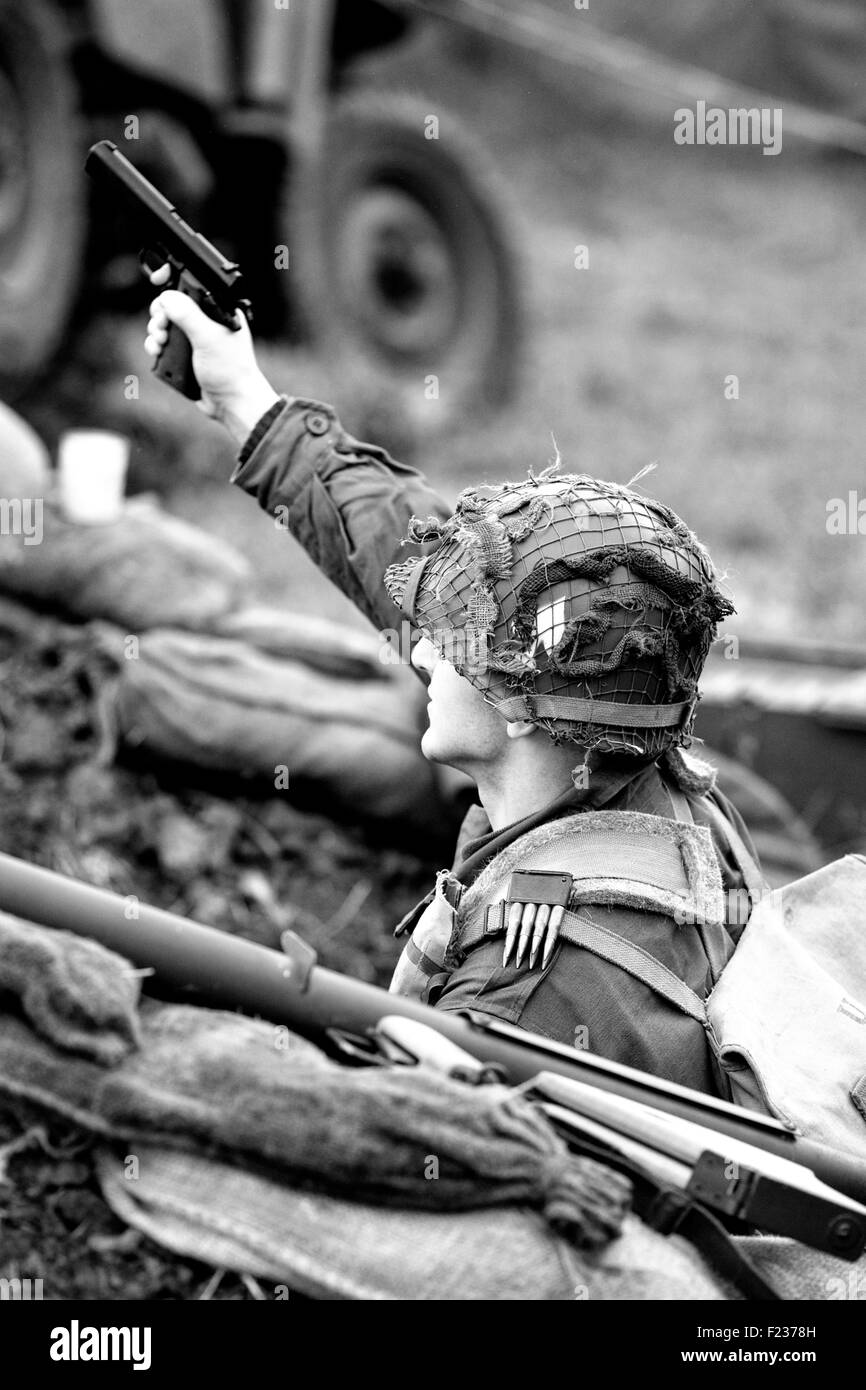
155;289;228;344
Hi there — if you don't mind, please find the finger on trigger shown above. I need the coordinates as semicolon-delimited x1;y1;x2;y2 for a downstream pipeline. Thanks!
515;903;537;968
542;905;565;970
503;902;522;967
529;904;551;969
148;263;171;287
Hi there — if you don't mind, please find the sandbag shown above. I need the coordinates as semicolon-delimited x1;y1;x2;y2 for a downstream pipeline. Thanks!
215;605;387;681
100;1147;860;1301
112;625;449;826
0;916;629;1250
0;495;250;630
0;403;51;498
98;1145;728;1301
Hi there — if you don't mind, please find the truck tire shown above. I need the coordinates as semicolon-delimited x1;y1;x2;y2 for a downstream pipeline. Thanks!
285;90;523;419
0;0;84;398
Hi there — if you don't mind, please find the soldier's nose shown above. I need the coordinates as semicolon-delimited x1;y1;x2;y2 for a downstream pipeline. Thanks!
411;635;438;676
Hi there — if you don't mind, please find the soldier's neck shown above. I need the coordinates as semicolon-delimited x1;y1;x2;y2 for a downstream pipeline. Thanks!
473;741;582;833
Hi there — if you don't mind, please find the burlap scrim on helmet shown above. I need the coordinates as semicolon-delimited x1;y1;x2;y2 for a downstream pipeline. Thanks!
384;470;734;757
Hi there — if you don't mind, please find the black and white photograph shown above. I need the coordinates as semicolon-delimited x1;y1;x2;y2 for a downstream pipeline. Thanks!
1;0;865;1349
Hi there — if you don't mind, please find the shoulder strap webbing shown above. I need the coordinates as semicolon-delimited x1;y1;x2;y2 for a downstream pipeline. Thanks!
457;809;726;939
455;808;728;1016
662;778;732;986
700;794;766;904
478;904;708;1025
664;780;695;825
555;912;708;1022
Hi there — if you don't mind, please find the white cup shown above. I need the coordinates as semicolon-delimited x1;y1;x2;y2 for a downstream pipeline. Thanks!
56;430;130;525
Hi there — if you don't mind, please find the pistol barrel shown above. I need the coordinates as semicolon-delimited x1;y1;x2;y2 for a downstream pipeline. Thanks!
85;139;246;315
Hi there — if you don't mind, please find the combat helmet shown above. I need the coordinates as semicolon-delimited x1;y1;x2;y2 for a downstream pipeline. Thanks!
384;467;734;758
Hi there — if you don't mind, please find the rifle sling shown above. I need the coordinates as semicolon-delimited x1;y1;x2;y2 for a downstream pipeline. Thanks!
551;1126;782;1301
648;1193;782;1302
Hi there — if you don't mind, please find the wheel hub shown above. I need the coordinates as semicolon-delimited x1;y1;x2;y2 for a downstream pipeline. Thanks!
336;187;460;357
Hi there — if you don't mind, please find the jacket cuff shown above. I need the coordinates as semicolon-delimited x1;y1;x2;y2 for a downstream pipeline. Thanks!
230;397;340;513
237;397;290;465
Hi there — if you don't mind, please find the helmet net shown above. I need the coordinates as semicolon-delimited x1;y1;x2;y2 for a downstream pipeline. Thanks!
384;472;734;757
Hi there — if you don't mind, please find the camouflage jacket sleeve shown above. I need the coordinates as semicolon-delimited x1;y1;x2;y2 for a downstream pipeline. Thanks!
230;397;452;632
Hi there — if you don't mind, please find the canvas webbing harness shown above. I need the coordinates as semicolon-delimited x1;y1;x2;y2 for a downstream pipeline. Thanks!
443;788;781;1299
454;782;765;1018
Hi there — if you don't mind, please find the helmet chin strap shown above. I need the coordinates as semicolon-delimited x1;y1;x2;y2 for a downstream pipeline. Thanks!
493;692;697;731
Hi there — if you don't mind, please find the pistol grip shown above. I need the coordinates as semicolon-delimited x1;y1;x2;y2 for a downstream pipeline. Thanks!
155;326;199;401
153;270;238;402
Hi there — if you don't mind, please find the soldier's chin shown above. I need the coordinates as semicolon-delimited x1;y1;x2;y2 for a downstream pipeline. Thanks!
419;724;457;766
419;725;439;762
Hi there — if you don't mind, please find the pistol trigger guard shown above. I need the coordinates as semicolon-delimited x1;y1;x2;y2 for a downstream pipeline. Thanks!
139;248;164;274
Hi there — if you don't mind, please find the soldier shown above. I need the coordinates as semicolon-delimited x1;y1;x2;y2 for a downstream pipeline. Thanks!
144;287;764;1097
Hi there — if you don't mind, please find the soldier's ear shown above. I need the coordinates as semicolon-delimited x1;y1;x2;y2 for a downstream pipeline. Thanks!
504;720;537;742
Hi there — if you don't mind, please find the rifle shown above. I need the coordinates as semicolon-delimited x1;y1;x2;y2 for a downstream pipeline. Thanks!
0;848;864;1263
85;139;251;401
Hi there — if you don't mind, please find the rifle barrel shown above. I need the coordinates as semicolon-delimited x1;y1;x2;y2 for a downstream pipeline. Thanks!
0;849;863;1206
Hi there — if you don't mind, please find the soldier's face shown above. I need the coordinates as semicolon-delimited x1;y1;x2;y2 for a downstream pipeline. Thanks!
411;634;507;771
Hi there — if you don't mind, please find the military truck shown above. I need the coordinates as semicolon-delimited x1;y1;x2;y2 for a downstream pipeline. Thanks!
0;0;521;415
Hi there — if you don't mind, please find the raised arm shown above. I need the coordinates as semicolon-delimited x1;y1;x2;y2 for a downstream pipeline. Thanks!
230;396;451;632
144;287;451;631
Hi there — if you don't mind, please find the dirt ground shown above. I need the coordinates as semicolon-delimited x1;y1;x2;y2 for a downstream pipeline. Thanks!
5;20;866;1298
0;1105;283;1301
